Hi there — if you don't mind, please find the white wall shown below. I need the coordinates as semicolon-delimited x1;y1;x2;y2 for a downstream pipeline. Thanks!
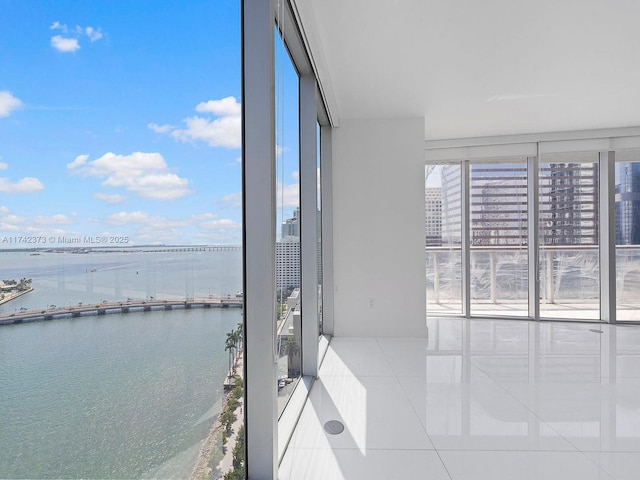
331;117;426;337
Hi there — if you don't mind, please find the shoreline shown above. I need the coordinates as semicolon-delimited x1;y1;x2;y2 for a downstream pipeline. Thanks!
190;400;226;480
190;348;244;480
0;287;33;306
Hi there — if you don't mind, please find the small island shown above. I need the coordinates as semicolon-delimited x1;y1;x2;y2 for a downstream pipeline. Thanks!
0;278;33;306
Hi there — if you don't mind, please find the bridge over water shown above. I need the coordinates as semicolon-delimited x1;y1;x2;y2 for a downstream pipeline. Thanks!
0;297;243;326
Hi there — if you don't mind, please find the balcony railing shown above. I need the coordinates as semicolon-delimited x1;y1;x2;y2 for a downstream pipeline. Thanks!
426;245;640;318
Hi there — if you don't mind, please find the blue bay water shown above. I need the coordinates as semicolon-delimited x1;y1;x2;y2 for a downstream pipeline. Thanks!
0;249;242;479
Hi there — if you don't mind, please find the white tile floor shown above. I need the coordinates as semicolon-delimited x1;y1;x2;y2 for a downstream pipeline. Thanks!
279;318;640;480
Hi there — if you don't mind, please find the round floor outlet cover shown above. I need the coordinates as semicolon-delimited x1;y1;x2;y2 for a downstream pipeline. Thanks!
324;420;344;435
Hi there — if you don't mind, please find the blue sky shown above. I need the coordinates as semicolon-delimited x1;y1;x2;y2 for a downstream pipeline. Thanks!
0;0;300;246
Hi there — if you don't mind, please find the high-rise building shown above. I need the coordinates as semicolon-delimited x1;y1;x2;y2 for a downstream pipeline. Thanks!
279;207;323;288
281;207;300;238
424;187;442;246
276;236;300;290
615;161;640;245
539;162;599;245
440;165;463;246
471;164;528;246
437;162;600;246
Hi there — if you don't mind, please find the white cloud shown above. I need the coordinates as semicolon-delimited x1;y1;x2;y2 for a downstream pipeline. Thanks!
51;35;80;52
150;96;241;149
85;26;103;42
105;211;150;226
100;211;242;244
148;123;174;134
277;181;299;209
0;162;7;170
0;91;23;118
93;192;125;204
192;212;218;221
50;23;104;52
275;172;300;209
104;211;194;244
171;115;241;148
33;214;75;226
50;21;67;32
0;207;76;237
105;211;191;228
218;192;242;209
0;213;26;231
196;97;241;116
200;218;241;229
197;218;242;243
67;154;89;169
67;151;193;200
0;177;44;194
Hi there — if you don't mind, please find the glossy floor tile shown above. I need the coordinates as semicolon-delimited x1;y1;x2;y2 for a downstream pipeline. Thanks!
279;318;640;479
279;449;451;480
438;450;615;480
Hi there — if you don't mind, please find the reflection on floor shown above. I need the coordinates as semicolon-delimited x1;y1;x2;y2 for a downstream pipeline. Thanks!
427;303;640;321
279;318;640;480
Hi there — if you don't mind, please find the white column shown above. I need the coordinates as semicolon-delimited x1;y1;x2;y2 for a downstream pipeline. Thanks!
600;151;616;323
527;154;540;320
320;125;334;336
242;1;278;478
300;73;319;376
461;161;471;318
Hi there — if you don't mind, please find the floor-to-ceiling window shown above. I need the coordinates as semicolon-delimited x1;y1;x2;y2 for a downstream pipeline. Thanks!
241;0;331;475
615;150;640;321
274;24;301;417
470;160;529;317
539;153;600;320
425;164;463;316
425;137;640;324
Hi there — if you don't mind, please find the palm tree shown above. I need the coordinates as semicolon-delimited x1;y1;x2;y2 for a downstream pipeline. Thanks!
226;330;237;353
225;336;236;372
235;322;243;350
282;337;300;377
227;328;243;373
17;278;32;292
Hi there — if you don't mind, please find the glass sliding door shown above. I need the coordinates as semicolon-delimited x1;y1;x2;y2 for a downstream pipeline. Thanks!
425;164;462;315
469;161;529;316
614;150;640;321
428;144;640;323
539;153;600;320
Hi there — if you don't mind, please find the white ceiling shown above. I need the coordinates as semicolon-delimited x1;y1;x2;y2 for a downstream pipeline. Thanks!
297;0;640;141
